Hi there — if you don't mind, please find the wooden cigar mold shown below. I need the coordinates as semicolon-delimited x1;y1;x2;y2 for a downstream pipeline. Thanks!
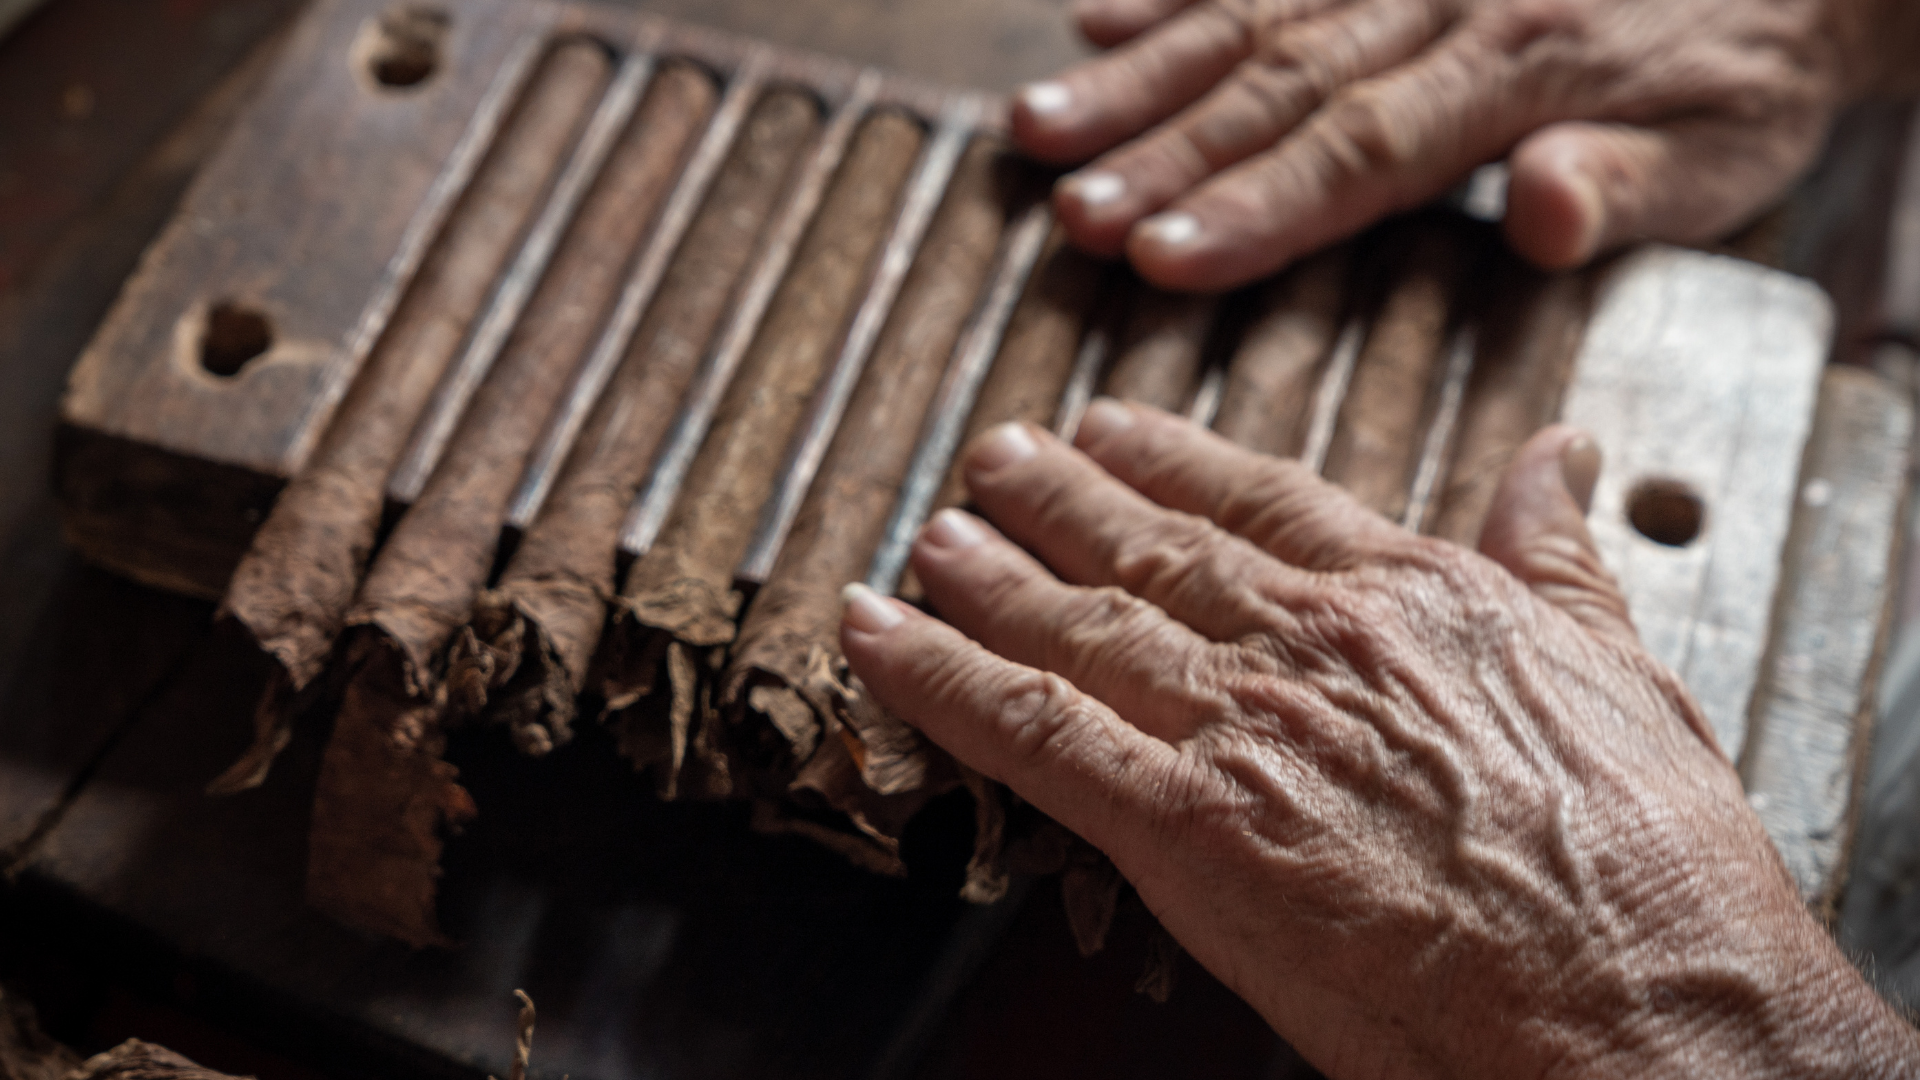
57;0;1848;946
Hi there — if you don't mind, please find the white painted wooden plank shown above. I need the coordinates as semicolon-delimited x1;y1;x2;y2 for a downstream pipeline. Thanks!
1561;246;1830;760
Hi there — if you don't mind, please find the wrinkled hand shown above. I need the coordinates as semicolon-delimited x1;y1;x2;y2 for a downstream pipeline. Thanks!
841;400;1919;1079
1011;0;1917;290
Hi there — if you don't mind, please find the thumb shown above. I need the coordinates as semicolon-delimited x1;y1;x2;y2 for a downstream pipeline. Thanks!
1501;118;1807;270
1477;425;1638;645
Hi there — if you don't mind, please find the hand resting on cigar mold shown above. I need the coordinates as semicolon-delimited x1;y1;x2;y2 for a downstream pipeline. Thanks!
1012;0;1920;291
840;399;1920;1080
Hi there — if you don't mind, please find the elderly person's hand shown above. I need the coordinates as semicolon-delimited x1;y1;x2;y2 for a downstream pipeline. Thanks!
840;400;1920;1078
1012;0;1920;290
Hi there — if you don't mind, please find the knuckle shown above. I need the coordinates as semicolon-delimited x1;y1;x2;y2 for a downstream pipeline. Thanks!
1053;586;1170;670
1320;83;1419;172
1216;457;1328;534
994;669;1102;767
1513;530;1620;596
1110;513;1228;596
1231;53;1322;127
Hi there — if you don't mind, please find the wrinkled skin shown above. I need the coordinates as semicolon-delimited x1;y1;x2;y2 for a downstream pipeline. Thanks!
841;400;1920;1079
1011;0;1920;289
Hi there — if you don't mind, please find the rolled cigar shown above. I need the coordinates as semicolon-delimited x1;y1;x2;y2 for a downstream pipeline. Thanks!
307;63;719;947
601;109;925;788
721;139;1015;858
894;227;1108;603
1211;245;1352;458
207;42;612;795
1320;217;1483;520
446;89;821;758
1100;281;1220;413
1428;256;1593;545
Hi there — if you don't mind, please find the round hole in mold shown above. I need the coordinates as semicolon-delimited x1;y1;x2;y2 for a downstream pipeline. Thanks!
200;301;273;377
360;7;449;90
1625;478;1705;548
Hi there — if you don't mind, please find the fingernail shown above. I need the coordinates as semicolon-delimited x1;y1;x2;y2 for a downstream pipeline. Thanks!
1063;171;1125;213
1561;434;1601;514
1139;211;1201;249
1076;397;1136;446
841;582;905;633
970;422;1040;473
922;508;987;549
1019;81;1072;119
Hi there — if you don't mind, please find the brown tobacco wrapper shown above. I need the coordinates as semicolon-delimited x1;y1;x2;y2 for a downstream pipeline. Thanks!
1101;282;1219;412
306;66;719;947
1212;245;1352;458
1427;254;1592;542
749;669;959;876
445;90;823;757
897;227;1110;604
72;1042;248;1080
308;635;475;947
209;42;613;795
720;139;1016;832
601;111;926;792
1321;216;1490;519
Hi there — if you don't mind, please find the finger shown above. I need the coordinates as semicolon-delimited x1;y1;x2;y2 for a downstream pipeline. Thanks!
1057;0;1447;254
1072;398;1414;571
1503;117;1823;270
1011;3;1255;166
1476;425;1638;645
839;582;1185;860
1126;35;1517;291
957;421;1320;633
911;509;1235;736
1073;0;1205;48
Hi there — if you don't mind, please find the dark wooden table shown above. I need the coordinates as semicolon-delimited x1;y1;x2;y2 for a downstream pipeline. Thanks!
0;3;1913;1079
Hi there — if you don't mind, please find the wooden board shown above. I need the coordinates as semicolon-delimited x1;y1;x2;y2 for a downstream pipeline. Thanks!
1743;365;1911;919
1562;247;1830;760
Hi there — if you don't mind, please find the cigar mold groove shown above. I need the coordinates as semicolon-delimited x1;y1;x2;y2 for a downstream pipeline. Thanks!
197;301;273;378
53;0;1840;945
1626;477;1707;548
356;6;451;91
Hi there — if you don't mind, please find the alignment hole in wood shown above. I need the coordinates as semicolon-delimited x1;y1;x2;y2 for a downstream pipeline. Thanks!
359;6;450;90
199;301;273;377
1626;477;1706;548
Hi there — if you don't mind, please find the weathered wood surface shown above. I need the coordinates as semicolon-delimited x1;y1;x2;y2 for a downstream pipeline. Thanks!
1743;366;1912;920
57;0;554;597
1561;246;1831;762
597;0;1088;91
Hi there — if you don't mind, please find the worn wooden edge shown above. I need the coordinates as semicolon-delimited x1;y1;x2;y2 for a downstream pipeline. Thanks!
1741;361;1915;919
560;2;1008;129
52;424;282;601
